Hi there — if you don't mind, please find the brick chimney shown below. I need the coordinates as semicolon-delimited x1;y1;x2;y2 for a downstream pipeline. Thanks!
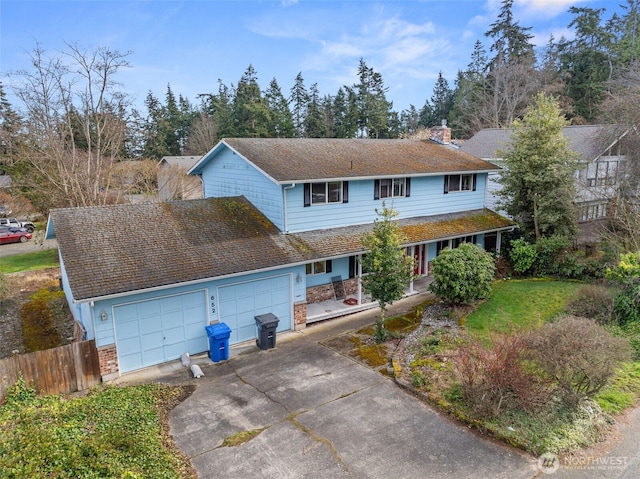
430;119;451;145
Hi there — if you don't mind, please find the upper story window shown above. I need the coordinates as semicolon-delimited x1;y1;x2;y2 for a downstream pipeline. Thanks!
444;174;476;194
304;182;348;207
374;178;410;200
586;160;619;187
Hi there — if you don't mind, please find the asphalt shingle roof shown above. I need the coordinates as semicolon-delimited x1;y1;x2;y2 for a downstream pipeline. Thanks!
196;138;500;182
159;156;201;169
460;125;619;161
294;209;515;258
52;197;514;302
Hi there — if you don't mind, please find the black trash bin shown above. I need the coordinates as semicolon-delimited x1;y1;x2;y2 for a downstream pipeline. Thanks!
255;313;279;350
205;322;232;362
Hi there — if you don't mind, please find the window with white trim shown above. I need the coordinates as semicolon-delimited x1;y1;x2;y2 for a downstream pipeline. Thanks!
374;178;410;200
444;174;476;193
306;260;332;275
304;182;348;206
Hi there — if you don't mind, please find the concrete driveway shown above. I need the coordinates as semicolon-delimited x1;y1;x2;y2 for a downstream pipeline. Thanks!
166;317;537;479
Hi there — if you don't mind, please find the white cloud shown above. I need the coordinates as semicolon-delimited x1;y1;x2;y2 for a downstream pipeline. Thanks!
517;0;588;17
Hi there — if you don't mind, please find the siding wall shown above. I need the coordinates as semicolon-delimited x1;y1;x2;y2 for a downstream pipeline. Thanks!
200;149;285;230
86;265;307;347
285;174;488;233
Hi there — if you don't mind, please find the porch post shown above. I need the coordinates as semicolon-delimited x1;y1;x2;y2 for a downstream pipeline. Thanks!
496;231;502;254
357;255;362;304
409;245;415;294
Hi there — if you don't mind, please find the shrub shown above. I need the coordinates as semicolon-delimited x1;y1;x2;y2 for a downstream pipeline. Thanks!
564;284;616;325
452;333;552;417
429;243;496;305
526;315;632;407
613;283;640;325
509;238;537;274
535;235;571;275
20;288;67;352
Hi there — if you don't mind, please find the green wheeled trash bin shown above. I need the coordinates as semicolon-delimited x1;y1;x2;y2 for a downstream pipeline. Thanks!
255;313;279;350
205;322;232;362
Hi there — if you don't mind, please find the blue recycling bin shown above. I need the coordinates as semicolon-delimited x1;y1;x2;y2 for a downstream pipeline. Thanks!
205;322;232;362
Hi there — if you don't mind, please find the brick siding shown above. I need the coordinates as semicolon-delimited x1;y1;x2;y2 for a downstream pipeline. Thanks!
97;344;119;377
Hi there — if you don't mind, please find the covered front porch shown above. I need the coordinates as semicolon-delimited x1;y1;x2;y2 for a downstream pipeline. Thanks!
306;275;434;323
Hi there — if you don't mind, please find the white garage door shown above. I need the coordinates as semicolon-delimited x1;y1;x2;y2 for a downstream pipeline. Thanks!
218;275;292;344
114;290;208;373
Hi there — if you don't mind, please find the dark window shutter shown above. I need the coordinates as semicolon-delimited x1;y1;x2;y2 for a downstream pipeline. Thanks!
374;179;380;200
472;174;477;191
348;256;355;278
326;260;332;273
304;183;311;207
443;176;449;194
405;177;411;197
342;181;349;203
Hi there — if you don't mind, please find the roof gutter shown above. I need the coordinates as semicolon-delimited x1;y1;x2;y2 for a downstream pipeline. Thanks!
274;170;501;185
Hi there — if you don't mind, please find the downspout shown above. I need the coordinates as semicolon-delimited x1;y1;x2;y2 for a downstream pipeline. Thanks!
283;183;296;233
197;175;204;198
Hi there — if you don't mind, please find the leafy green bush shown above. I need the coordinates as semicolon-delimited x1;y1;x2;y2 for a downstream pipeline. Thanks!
429;243;496;305
509;238;537;274
509;238;538;274
613;283;640;325
534;235;571;275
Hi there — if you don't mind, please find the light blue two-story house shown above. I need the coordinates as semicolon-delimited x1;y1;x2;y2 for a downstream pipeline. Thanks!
48;136;514;378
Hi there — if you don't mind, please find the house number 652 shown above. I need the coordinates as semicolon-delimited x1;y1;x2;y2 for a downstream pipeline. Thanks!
210;295;216;314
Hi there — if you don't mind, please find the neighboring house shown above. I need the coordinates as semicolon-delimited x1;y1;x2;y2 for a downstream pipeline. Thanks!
47;137;514;378
158;156;203;200
460;125;629;223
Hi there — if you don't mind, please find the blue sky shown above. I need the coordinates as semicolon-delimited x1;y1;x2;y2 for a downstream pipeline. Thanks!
0;0;626;113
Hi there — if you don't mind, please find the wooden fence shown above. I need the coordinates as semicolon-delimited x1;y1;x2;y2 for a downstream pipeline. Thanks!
0;340;101;400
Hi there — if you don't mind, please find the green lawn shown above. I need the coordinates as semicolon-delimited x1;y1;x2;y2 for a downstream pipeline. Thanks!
0;248;59;273
465;278;584;337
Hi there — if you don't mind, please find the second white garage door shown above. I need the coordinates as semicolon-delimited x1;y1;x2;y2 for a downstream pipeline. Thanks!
218;275;292;344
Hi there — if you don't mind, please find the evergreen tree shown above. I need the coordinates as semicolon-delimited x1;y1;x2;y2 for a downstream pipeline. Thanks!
289;72;308;138
485;0;535;66
142;91;172;159
0;82;23;171
233;65;271;137
265;78;294;138
559;7;613;122
399;105;420;136
483;0;538;127
497;93;579;241
429;72;454;126
304;83;326;138
608;0;640;71
354;58;392;138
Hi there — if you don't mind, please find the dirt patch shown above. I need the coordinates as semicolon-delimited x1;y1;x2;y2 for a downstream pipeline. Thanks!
0;268;72;359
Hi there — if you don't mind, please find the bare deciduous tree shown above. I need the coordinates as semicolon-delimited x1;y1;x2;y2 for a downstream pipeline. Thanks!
184;113;218;155
10;42;132;210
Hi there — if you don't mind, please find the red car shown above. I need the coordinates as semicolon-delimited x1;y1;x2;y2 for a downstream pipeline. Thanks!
0;226;32;244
